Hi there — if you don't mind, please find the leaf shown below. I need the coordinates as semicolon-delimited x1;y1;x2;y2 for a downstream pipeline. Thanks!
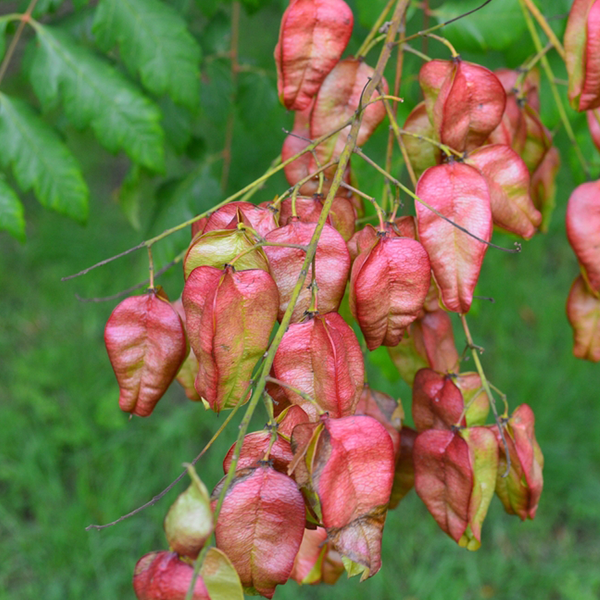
0;21;7;62
30;0;66;17
201;548;244;600
0;94;89;223
29;24;165;171
115;165;154;231
92;0;201;110
0;177;25;242
435;0;527;53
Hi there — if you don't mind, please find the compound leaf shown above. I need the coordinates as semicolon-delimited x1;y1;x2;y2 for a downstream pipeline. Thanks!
92;0;201;110
0;93;89;223
29;24;165;171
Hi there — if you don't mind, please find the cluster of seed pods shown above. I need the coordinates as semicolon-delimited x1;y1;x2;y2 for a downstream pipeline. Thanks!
95;0;600;595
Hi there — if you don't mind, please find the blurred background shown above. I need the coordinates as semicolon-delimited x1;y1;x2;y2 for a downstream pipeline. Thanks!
0;0;598;598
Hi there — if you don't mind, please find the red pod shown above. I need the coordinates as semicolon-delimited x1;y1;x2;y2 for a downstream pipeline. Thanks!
183;228;270;278
387;328;429;387
275;0;353;111
494;404;544;520
415;163;493;313
273;312;364;419
222;430;294;474
133;551;210;600
191;216;208;240
566;180;600;292
292;415;395;579
310;58;388;167
494;68;541;112
276;404;311;439
279;195;356;241
402;101;442;179
567;275;600;362
171;297;201;401
389;426;418;509
347;216;416;262
519;106;552;174
530;146;560;234
204;201;278;238
212;466;306;599
414;426;498;549
411;368;466;432
587;108;600;151
264;221;350;321
420;59;506;152
354;385;402;459
349;235;431;350
466;144;541;239
412;309;460;374
565;0;600;111
183;266;279;412
104;288;188;417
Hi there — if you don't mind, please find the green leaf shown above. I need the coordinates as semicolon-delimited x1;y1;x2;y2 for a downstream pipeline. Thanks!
29;24;165;172
0;94;89;223
435;0;528;53
0;176;26;242
115;165;155;231
201;548;244;600
160;97;193;154
28;0;65;17
0;21;7;62
92;0;201;110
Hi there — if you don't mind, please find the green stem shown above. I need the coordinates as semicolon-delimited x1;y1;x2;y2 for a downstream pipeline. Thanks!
520;0;566;62
519;0;591;179
356;0;397;58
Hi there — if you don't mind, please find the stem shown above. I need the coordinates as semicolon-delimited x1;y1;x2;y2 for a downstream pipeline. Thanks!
520;0;566;62
0;3;39;87
355;0;397;58
402;44;432;62
220;1;240;191
186;2;410;595
460;314;511;477
519;0;591;179
354;148;522;253
147;247;155;290
424;32;458;57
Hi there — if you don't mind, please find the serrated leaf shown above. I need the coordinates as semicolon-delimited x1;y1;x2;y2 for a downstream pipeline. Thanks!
435;0;527;53
29;24;165;171
0;176;25;242
0;94;89;223
160;96;193;153
92;0;201;110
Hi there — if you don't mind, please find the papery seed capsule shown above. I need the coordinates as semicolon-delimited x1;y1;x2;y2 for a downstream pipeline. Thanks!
204;201;278;238
104;288;188;417
222;430;294;474
567;275;600;362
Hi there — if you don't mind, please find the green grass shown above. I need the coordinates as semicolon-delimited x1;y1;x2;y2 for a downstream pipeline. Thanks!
1;172;599;600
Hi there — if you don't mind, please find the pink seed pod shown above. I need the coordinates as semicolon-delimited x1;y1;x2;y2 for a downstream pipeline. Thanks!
104;287;188;417
566;180;600;292
349;234;431;350
567;275;600;362
415;162;493;314
493;404;544;520
222;430;294;475
275;0;353;111
204;201;278;238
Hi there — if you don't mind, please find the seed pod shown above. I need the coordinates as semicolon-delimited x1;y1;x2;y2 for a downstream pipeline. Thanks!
264;221;350;321
389;426;418;509
279;195;356;241
567;275;600;362
387;328;430;387
412;368;466;432
104;288;188;417
133;551;210;600
402;101;442;179
290;415;395;579
494;68;541;112
566;180;600;292
587;108;600;151
273;312;364;419
519;106;553;174
354;385;402;459
415;163;493;313
530;146;560;233
171;298;201;401
275;0;353;111
289;527;344;586
191;216;208;240
414;426;498;550
494;404;544;520
276;404;310;439
310;58;388;168
419;59;506;152
183;228;269;279
347;217;416;262
350;234;431;350
212;466;306;599
411;309;460;374
204;202;278;238
454;372;490;427
183;266;279;412
164;465;213;560
222;430;294;474
565;0;600;111
466;144;541;239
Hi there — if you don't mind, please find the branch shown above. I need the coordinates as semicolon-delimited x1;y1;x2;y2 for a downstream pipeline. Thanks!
0;2;39;87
